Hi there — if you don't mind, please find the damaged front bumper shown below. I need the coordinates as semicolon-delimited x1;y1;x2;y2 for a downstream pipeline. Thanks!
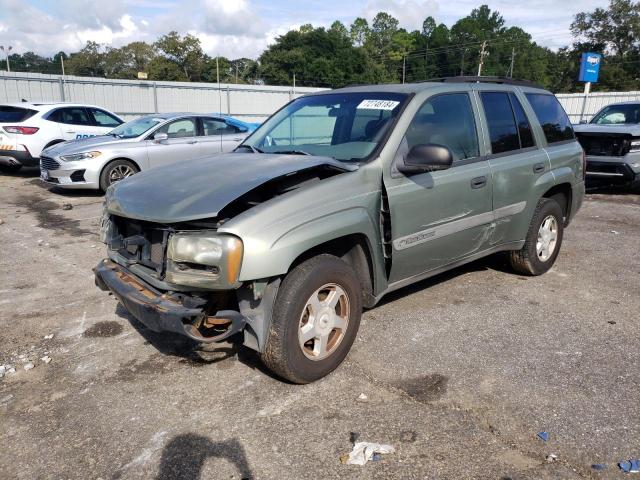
93;259;246;343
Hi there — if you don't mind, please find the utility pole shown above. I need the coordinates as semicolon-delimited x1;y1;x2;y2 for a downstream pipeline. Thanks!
60;56;65;76
292;73;296;94
0;46;12;72
235;63;238;84
460;49;467;76
424;45;429;80
508;47;515;78
402;55;406;84
477;40;488;77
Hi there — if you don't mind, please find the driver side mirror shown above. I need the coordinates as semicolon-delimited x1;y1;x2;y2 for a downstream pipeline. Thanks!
153;132;168;143
397;144;454;175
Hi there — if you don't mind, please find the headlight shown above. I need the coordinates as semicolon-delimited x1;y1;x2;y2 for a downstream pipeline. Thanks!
60;151;102;162
629;139;640;152
166;233;243;288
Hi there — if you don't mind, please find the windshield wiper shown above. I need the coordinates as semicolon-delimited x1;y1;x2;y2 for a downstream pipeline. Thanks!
235;144;263;154
272;149;311;156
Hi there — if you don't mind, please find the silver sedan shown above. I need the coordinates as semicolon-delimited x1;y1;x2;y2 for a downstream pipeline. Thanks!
39;113;253;191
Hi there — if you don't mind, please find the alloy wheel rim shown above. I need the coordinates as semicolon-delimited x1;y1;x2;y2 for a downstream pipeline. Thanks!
109;164;135;184
536;215;558;262
298;283;350;361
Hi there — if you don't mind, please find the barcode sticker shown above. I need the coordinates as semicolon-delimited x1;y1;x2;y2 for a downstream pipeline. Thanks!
357;99;400;110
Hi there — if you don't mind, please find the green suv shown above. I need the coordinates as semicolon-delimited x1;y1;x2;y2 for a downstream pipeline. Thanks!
95;77;585;383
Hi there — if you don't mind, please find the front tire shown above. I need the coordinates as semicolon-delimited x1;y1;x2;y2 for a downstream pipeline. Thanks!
0;164;22;173
261;254;363;384
99;159;139;192
508;198;564;276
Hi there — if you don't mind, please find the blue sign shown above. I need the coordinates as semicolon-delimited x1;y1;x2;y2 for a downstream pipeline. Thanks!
579;52;602;83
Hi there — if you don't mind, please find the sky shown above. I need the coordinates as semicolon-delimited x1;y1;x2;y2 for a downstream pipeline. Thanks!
0;0;609;59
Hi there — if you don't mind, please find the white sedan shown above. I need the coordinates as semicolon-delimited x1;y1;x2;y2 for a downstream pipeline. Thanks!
0;102;123;172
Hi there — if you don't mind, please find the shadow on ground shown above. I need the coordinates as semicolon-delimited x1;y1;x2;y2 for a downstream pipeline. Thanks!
156;434;253;480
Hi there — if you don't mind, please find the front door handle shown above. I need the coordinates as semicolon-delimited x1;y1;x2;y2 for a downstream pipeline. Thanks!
471;176;487;189
187;139;198;144
533;162;545;173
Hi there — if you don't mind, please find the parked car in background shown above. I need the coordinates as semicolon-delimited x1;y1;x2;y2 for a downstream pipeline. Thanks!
574;101;640;188
94;77;585;383
40;113;254;191
0;102;123;172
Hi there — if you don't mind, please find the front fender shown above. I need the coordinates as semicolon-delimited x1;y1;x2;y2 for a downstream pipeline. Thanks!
236;206;381;281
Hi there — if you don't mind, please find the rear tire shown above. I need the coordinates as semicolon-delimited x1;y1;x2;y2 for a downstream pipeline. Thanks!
260;254;363;384
0;164;22;173
99;159;139;192
508;198;564;276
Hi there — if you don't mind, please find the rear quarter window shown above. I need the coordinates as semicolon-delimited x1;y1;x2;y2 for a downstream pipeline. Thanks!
525;93;574;144
0;106;38;122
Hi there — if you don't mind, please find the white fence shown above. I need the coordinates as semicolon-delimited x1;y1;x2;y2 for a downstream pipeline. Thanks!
1;71;638;125
557;91;640;124
0;72;324;122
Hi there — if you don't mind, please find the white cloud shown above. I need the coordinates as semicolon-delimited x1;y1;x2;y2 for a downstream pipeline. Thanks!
364;0;439;31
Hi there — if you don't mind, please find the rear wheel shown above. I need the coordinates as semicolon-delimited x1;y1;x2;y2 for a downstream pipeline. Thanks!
0;164;22;173
260;254;362;384
508;198;564;276
99;159;138;191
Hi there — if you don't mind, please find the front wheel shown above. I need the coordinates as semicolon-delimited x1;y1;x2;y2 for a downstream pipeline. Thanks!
508;198;564;276
99;159;139;192
0;164;22;173
261;254;363;384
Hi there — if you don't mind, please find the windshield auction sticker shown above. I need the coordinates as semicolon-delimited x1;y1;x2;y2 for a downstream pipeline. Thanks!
357;99;400;110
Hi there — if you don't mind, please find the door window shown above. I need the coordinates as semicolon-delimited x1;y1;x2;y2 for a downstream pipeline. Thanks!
525;93;574;144
510;93;535;148
405;93;479;162
201;118;240;136
156;118;197;138
47;107;92;126
480;92;521;154
90;108;122;128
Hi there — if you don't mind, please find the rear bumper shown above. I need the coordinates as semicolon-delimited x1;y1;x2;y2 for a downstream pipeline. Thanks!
94;259;246;343
0;149;38;167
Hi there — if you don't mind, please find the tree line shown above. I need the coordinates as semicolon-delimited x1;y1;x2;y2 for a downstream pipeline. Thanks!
5;0;640;92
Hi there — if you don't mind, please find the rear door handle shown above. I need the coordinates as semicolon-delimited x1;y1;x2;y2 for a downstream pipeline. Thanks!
533;163;545;173
471;176;487;189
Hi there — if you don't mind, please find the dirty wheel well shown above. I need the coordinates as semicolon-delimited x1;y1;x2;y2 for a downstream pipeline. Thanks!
289;234;375;307
543;183;572;225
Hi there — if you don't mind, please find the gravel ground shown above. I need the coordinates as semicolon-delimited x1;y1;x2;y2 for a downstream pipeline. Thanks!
0;169;639;479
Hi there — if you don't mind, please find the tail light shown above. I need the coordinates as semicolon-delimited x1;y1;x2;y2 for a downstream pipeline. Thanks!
3;126;39;135
581;149;587;180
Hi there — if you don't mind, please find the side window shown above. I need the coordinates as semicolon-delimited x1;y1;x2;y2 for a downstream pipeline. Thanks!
525;93;575;144
480;92;520;154
90;109;121;128
48;107;92;126
510;93;535;148
156;118;197;139
404;93;479;162
201;118;240;136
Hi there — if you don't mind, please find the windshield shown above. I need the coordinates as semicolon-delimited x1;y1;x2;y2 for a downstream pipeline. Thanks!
591;104;640;125
109;116;165;139
243;92;408;161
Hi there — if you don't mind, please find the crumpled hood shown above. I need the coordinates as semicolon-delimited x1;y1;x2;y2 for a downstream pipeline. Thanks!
573;123;640;136
107;153;357;223
44;135;136;156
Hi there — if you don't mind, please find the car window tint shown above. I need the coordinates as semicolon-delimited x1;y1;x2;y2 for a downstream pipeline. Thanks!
405;93;479;161
90;109;121;127
510;93;535;148
201;118;239;136
525;93;574;143
156;118;197;138
49;107;92;126
0;106;37;122
480;92;520;154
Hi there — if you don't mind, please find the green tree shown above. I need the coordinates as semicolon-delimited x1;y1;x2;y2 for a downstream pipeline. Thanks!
154;31;205;81
350;17;370;46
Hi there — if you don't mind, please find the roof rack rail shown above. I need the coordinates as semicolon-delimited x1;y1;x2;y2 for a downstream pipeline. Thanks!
422;76;545;89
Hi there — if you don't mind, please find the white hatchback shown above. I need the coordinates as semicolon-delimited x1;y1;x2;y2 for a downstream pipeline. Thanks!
0;102;123;172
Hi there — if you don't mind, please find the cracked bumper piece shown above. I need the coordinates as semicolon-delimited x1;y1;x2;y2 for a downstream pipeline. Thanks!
94;259;246;343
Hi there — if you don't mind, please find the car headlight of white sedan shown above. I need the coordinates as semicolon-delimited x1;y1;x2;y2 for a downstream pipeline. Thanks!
60;151;102;162
166;232;243;289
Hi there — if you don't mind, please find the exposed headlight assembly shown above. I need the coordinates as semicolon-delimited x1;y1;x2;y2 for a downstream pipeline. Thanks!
629;139;640;152
166;233;243;289
60;151;102;162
